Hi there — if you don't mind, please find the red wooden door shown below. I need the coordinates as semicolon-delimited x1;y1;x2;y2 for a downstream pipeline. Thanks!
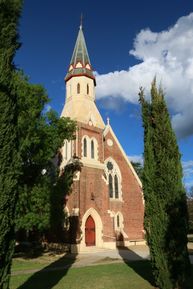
85;215;95;246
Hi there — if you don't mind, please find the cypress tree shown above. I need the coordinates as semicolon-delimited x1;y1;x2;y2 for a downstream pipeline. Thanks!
0;1;23;288
139;80;191;289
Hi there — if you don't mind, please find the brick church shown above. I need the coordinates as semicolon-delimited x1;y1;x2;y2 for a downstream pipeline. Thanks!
60;23;144;252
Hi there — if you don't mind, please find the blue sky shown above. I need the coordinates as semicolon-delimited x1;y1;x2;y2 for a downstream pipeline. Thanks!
15;0;193;191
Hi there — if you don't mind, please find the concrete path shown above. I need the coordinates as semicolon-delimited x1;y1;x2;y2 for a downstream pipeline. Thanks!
12;245;193;276
12;245;150;276
74;245;150;268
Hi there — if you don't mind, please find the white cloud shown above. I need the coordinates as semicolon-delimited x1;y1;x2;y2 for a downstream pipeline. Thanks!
96;13;193;138
182;160;193;178
185;180;193;191
128;154;143;165
180;160;193;190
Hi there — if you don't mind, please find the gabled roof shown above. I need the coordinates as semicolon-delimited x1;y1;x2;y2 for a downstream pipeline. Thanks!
103;124;143;188
65;25;96;84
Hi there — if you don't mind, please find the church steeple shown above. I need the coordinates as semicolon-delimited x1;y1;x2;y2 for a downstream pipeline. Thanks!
61;23;105;129
65;24;96;85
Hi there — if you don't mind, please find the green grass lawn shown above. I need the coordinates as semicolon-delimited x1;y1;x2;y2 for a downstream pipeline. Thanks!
12;255;74;272
10;261;193;289
12;259;49;272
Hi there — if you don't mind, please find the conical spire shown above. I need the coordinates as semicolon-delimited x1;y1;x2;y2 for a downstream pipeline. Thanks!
65;24;96;85
61;22;104;129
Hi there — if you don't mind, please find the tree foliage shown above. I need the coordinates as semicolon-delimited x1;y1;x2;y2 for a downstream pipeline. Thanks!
131;161;143;180
187;187;193;233
0;2;77;287
0;1;23;287
139;79;191;289
50;157;83;239
14;71;77;236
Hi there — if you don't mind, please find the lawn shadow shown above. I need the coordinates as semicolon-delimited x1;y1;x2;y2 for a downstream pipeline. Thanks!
117;243;193;289
117;242;155;287
16;251;77;289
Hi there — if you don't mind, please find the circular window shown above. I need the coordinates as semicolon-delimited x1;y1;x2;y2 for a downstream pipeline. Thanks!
107;139;113;146
107;161;113;170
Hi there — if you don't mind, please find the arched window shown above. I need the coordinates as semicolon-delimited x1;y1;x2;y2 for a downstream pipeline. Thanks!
105;159;121;200
109;174;113;198
87;84;89;94
77;83;80;94
83;138;87;157
117;214;120;228
91;140;94;159
115;212;123;231
114;175;119;198
65;141;68;159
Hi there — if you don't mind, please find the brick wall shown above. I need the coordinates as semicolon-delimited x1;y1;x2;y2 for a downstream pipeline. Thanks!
65;122;144;245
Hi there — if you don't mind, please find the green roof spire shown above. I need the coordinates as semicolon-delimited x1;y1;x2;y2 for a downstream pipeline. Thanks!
65;22;96;85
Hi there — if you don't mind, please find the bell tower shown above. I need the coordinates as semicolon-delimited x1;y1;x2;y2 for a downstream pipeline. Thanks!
60;21;144;253
61;23;105;129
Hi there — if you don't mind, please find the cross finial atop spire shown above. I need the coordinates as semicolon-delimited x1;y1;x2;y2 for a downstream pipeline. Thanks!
80;13;83;29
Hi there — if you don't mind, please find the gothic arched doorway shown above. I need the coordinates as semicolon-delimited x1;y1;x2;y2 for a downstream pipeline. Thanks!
85;215;95;246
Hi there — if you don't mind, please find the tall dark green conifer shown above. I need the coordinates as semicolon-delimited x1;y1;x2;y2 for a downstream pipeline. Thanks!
0;1;23;288
139;80;191;289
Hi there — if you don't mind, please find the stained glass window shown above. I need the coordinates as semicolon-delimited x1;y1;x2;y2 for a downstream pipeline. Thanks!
109;174;113;198
114;175;119;198
83;138;87;157
91;140;94;159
